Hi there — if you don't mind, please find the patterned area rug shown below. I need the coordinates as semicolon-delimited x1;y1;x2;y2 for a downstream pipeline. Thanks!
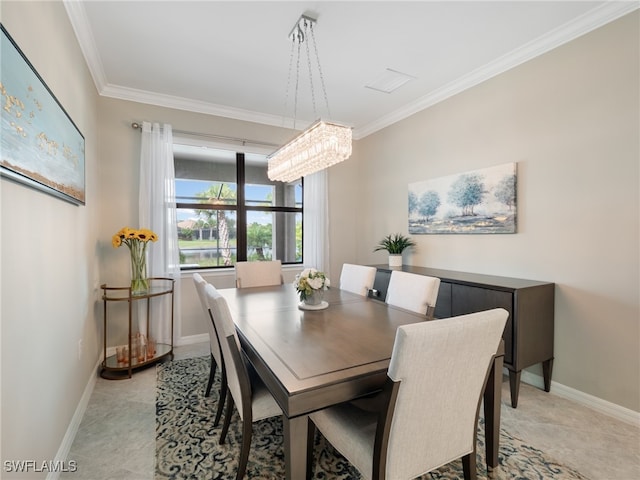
156;356;588;480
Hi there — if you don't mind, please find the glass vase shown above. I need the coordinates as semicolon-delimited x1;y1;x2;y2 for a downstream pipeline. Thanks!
130;242;148;296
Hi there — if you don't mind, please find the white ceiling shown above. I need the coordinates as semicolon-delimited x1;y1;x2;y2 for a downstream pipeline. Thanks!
65;1;637;140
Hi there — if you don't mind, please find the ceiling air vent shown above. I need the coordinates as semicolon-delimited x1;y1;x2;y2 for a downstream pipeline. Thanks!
365;68;416;94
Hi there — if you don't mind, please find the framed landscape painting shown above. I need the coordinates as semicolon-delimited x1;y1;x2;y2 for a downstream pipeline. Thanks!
1;24;85;205
409;162;517;234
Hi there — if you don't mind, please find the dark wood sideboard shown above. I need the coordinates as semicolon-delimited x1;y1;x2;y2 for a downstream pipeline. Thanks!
369;265;555;408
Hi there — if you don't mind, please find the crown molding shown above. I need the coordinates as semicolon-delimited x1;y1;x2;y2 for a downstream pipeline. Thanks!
63;0;292;129
64;0;638;141
63;0;108;92
101;83;290;129
353;1;639;140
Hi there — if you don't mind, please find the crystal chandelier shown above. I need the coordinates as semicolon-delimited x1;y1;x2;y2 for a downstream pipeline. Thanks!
268;15;352;182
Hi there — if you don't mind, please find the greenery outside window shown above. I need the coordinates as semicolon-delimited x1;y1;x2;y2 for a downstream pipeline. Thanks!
174;146;302;269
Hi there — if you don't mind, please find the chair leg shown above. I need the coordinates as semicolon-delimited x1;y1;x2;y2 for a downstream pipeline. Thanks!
214;372;228;427
235;418;253;480
306;418;316;480
461;451;477;480
220;397;235;445
205;354;216;397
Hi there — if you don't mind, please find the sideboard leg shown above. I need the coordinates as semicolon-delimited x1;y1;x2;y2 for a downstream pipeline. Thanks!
542;358;554;392
509;370;521;408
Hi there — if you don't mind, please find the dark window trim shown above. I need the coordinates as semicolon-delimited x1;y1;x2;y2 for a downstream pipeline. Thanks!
176;150;303;270
176;203;301;214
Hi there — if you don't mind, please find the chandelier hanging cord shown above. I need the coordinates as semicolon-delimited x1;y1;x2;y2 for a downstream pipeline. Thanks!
284;14;333;128
284;15;308;131
267;13;352;183
303;20;317;121
293;37;302;130
308;21;332;121
282;39;296;130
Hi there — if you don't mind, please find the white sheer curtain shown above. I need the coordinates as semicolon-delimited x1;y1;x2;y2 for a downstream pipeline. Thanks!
139;122;180;344
303;169;330;277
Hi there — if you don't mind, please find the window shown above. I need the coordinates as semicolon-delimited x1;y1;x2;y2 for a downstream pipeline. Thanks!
174;145;302;269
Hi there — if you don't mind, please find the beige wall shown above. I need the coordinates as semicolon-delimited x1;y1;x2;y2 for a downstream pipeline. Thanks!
95;97;301;341
334;12;639;412
1;2;637;471
1;1;100;476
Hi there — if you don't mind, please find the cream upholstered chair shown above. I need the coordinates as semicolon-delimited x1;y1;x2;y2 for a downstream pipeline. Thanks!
204;284;282;480
192;273;227;426
339;263;377;296
385;270;441;318
235;260;283;288
307;308;508;480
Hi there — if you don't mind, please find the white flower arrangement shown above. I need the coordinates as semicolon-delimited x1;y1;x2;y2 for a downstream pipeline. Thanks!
294;268;330;301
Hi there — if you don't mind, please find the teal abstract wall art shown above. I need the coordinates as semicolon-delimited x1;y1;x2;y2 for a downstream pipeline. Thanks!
1;23;85;205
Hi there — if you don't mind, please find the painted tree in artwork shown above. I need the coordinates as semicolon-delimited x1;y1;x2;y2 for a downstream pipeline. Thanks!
495;174;516;211
418;190;441;221
448;173;486;216
408;190;418;216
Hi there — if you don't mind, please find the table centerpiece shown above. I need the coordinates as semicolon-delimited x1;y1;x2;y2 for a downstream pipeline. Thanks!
294;268;330;309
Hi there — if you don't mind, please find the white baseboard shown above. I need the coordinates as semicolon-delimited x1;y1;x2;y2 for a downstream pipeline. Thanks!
54;344;637;480
48;356;102;480
51;337;206;480
172;337;640;426
515;369;640;427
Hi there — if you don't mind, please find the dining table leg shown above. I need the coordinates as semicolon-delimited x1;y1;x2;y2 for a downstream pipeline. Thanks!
284;414;309;480
484;351;504;470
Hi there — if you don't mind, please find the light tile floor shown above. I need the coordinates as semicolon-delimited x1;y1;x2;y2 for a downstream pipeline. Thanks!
63;343;640;480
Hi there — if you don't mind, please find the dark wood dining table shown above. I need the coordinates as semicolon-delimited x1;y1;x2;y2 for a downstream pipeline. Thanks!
219;283;504;480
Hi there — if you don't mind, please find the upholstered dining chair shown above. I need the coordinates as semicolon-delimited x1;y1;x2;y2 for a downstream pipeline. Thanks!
192;273;227;427
235;260;283;288
339;263;377;296
307;308;508;480
385;270;441;318
204;283;282;480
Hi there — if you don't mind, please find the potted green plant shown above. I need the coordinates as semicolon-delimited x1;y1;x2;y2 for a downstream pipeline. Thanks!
374;233;416;267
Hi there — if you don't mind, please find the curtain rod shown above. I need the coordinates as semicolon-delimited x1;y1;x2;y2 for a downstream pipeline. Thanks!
130;122;280;148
